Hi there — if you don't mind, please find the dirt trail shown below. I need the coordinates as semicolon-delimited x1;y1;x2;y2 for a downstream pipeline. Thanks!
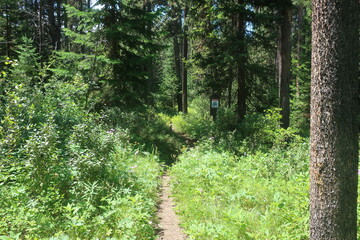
157;175;187;240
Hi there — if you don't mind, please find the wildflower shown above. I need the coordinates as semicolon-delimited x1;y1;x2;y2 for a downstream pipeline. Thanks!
107;129;115;134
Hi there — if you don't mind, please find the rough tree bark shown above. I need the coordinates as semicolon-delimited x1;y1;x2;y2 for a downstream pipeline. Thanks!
278;2;292;129
310;0;359;239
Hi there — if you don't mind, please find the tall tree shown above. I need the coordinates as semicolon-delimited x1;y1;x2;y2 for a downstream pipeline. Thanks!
0;0;19;58
172;4;183;112
310;0;359;239
235;0;246;122
96;0;161;107
277;0;292;128
182;5;188;114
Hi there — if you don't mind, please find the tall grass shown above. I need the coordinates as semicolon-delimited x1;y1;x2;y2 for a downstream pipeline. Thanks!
170;141;309;240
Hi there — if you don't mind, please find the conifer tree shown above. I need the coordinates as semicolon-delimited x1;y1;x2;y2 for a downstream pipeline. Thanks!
310;0;359;238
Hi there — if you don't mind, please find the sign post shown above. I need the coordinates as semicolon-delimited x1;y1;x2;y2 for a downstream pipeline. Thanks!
210;94;220;121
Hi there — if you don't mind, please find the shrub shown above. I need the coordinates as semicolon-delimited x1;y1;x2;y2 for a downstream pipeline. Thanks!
0;70;161;239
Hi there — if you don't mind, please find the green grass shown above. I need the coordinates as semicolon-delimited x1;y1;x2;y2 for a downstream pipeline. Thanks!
170;142;309;240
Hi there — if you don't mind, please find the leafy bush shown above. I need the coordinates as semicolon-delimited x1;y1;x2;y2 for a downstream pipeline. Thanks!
0;43;162;239
170;96;215;140
100;107;185;165
0;104;162;239
171;109;214;140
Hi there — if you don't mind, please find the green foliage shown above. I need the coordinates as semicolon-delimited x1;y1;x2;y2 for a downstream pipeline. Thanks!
167;104;313;239
5;38;41;87
2;1;357;239
170;139;309;240
0;42;162;239
100;107;185;165
170;97;214;140
224;108;303;153
154;40;181;111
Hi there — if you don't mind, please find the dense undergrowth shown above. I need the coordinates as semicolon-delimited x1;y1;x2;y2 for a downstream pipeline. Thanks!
0;47;184;239
171;142;309;239
167;101;360;240
1;42;358;239
0;79;167;239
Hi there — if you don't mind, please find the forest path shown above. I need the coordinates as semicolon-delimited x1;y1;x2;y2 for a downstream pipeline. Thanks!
156;174;187;240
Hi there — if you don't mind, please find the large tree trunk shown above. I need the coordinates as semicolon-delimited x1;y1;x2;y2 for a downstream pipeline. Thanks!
181;6;188;114
310;0;359;239
278;2;292;129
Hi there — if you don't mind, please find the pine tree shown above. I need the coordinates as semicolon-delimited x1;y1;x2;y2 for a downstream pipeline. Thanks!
277;0;292;128
310;0;359;238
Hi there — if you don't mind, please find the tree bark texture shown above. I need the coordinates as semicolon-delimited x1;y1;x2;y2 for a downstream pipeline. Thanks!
278;3;292;129
310;0;359;239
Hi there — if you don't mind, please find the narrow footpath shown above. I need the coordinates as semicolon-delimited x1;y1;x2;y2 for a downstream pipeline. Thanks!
157;175;187;240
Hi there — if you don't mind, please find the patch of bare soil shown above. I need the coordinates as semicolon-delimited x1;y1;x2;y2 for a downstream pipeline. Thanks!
156;175;187;240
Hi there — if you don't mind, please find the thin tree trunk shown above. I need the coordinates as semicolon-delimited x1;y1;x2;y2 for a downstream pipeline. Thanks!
310;0;359;239
174;35;182;112
39;0;44;65
56;0;62;50
48;0;57;50
5;4;11;57
228;70;233;108
295;5;304;97
278;3;292;129
105;3;120;86
236;0;246;122
64;0;69;51
169;4;182;112
181;6;188;114
144;1;154;103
